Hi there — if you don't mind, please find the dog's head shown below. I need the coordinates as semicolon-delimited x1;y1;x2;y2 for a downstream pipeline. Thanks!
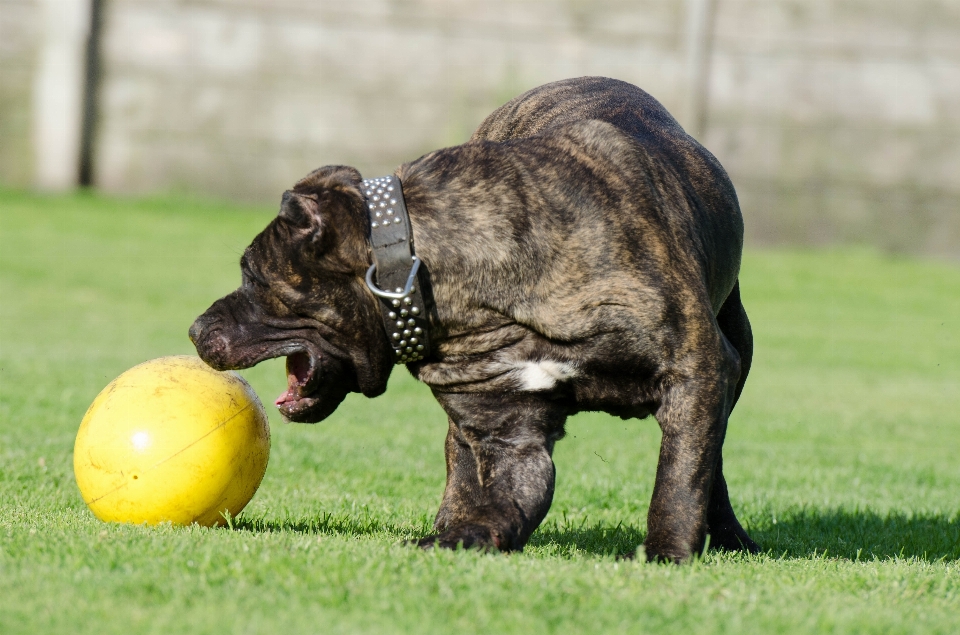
189;166;393;422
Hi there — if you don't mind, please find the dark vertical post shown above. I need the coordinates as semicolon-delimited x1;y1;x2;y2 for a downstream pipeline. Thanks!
79;0;103;187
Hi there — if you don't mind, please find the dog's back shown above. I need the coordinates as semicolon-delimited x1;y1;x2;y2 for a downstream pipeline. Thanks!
472;76;684;144
471;76;744;313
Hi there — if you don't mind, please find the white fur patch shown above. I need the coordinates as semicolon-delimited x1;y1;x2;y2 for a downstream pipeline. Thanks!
515;360;578;391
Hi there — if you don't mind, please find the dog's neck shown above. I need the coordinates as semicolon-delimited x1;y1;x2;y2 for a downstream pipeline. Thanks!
361;175;431;364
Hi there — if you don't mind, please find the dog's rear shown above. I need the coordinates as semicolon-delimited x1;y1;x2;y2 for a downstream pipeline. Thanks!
468;77;756;557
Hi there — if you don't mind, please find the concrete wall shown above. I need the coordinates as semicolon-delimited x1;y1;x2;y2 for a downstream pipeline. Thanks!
0;0;41;187
2;0;958;257
90;0;691;200
707;0;960;254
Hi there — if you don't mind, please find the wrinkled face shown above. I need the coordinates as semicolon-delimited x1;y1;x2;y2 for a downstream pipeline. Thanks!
189;166;392;422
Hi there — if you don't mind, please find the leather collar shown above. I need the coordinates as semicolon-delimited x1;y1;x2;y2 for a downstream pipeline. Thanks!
362;175;431;364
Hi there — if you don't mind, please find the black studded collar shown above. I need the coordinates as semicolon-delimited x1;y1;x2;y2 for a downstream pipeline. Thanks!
361;175;431;364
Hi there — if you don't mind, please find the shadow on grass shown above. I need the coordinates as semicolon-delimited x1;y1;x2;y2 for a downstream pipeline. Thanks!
229;511;429;541
230;510;644;556
530;509;960;561
229;508;959;562
753;509;960;562
528;520;646;558
534;509;960;562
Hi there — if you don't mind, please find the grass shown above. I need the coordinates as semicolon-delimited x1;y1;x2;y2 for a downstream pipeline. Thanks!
1;188;958;634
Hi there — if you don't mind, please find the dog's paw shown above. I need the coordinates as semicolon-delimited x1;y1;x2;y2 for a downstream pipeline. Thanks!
414;524;504;552
707;526;761;554
641;533;698;564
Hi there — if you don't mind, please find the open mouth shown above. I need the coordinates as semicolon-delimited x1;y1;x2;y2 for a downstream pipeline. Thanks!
274;350;321;415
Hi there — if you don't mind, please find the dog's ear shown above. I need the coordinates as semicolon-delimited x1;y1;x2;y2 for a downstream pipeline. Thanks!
280;165;364;229
281;164;363;219
276;191;335;257
293;165;363;195
278;190;319;227
277;165;366;257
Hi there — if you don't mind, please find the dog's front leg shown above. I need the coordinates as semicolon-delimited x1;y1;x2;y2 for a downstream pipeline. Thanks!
644;348;741;563
417;392;568;552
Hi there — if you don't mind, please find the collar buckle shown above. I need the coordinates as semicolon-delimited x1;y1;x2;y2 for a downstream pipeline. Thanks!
365;256;421;300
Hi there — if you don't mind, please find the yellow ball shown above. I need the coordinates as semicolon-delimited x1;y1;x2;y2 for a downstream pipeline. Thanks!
74;356;270;527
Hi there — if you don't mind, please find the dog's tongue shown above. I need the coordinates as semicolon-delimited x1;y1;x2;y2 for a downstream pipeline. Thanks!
275;352;312;406
274;389;295;406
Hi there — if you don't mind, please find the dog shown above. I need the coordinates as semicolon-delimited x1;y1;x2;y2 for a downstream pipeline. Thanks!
189;76;759;562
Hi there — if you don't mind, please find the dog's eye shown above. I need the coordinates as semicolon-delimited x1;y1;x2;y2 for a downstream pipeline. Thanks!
240;260;269;289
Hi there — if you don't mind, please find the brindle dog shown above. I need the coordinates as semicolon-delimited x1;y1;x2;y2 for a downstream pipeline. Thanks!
190;77;759;562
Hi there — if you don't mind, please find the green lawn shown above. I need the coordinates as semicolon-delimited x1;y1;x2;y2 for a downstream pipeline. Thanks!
1;189;958;634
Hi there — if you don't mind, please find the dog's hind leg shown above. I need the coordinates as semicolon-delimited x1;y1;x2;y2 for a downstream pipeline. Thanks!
716;280;752;408
416;392;567;552
706;280;759;554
